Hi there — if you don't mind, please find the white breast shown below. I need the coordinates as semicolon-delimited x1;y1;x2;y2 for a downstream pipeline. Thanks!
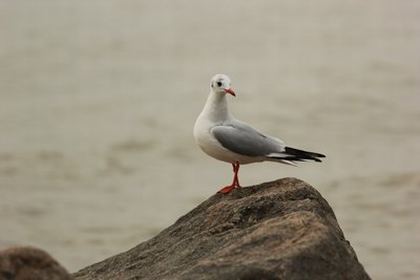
193;115;262;164
193;90;264;164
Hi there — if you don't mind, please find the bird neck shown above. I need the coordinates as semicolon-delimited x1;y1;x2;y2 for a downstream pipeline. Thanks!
202;91;232;122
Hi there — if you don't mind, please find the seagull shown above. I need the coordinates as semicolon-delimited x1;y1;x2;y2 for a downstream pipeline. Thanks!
193;74;326;194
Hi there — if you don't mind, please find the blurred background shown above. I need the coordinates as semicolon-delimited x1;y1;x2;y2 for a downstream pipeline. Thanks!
1;0;419;279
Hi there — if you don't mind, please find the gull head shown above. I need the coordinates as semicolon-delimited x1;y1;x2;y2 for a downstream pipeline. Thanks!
210;74;236;96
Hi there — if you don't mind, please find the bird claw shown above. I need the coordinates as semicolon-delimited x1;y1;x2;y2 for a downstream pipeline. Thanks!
217;184;241;194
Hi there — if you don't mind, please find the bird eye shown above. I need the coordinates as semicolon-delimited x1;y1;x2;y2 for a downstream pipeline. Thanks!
216;81;223;87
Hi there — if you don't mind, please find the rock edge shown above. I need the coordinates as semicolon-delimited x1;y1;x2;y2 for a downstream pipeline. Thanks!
74;177;370;280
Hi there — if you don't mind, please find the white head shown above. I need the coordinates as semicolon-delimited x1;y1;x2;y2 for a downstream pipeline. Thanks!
210;74;236;96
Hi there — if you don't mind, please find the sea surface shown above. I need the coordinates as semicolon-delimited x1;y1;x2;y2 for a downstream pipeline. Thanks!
1;1;420;279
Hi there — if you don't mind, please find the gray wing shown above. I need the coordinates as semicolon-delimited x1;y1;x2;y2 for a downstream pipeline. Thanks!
211;121;284;157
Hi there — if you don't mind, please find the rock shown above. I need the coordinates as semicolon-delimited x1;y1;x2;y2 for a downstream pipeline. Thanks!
0;246;73;280
74;177;370;280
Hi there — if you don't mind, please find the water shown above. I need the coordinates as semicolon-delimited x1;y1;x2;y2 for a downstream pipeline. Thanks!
1;1;420;278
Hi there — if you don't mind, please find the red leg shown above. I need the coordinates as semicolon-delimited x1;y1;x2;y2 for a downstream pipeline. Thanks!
218;161;241;194
232;161;241;188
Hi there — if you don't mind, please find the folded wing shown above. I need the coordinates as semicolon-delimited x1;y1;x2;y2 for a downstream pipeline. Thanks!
211;121;284;157
212;121;325;163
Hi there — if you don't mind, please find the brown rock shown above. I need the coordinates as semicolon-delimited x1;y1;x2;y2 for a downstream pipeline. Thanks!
0;246;73;280
74;178;370;280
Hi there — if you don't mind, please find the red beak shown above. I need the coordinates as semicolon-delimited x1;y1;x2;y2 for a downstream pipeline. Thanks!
224;88;236;96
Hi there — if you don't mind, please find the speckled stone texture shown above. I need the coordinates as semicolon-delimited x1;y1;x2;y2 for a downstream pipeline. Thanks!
0;246;73;280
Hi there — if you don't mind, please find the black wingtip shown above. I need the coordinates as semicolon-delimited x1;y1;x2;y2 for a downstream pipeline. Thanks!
285;146;326;159
269;156;323;163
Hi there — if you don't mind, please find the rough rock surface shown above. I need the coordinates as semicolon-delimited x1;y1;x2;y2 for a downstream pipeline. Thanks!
0;246;73;280
74;177;370;280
